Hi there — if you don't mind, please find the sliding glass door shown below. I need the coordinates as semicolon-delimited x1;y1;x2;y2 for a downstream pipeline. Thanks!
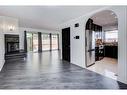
27;33;33;52
42;34;50;51
27;32;59;52
27;33;38;52
51;34;59;50
33;33;38;52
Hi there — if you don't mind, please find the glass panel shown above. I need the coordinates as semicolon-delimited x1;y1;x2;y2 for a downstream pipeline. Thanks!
27;33;33;52
51;34;58;50
33;33;38;52
42;34;50;51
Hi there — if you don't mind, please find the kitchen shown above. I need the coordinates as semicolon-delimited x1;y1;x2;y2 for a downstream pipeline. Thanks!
85;10;118;80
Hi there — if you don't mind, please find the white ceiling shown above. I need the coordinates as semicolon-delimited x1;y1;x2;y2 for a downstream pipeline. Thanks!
91;10;118;31
0;6;104;31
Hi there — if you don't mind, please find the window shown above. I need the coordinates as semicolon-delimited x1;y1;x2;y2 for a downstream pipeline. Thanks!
42;34;50;51
51;34;58;50
33;33;38;52
27;33;38;52
105;30;118;43
27;33;33;52
27;32;59;52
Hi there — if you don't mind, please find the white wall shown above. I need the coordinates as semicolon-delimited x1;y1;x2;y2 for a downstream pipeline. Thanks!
0;16;19;71
0;33;4;71
0;17;5;71
59;7;108;68
59;6;127;84
19;27;60;50
59;19;86;68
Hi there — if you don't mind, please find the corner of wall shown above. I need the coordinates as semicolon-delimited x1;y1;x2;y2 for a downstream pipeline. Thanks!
0;59;5;71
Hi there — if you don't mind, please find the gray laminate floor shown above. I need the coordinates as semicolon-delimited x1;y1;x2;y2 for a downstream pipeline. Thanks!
0;51;127;89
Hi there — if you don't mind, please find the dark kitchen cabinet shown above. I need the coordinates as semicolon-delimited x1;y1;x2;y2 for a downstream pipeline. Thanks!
95;47;99;61
104;46;118;59
95;46;104;61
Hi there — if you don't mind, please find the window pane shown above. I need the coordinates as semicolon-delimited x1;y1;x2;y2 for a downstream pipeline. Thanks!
27;33;33;52
51;34;58;50
105;30;118;42
42;34;50;51
33;33;38;52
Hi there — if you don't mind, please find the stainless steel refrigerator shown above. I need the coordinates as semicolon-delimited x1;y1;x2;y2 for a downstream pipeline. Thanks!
85;30;95;67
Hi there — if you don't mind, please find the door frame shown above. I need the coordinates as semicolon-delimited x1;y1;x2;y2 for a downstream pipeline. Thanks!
84;10;119;79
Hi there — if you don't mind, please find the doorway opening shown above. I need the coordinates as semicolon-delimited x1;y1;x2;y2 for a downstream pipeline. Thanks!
85;10;118;80
62;27;71;62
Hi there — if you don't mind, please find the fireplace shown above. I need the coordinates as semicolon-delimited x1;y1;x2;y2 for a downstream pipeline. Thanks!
5;34;26;60
5;34;19;54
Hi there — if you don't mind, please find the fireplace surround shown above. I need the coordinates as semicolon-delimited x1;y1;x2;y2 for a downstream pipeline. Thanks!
4;34;26;60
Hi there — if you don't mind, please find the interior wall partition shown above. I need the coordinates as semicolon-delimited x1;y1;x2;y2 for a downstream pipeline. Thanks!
38;32;42;52
24;31;27;53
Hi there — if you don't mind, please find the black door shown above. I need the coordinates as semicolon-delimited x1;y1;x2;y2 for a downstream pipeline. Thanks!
62;27;70;62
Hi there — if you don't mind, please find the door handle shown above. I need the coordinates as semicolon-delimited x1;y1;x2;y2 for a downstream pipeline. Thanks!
85;37;87;47
88;49;95;52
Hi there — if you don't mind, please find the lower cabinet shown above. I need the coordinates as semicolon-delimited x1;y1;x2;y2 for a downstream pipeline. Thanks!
95;47;104;61
104;46;118;59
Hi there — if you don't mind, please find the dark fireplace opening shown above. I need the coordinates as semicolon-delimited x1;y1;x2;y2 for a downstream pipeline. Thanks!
7;42;19;53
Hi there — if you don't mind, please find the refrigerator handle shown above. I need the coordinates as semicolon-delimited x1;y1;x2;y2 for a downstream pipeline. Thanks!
85;37;87;47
